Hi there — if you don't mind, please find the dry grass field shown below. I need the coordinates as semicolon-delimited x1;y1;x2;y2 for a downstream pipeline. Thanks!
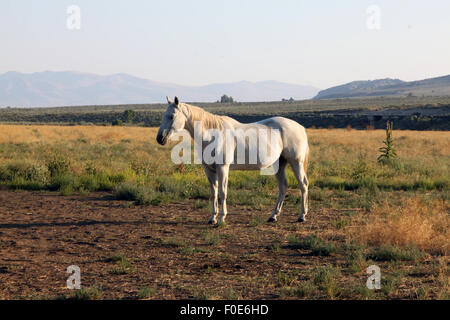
0;124;448;299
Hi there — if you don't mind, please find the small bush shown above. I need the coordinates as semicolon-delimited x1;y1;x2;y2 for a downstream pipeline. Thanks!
112;119;123;126
114;182;141;201
25;164;50;185
123;109;137;123
46;153;71;177
48;174;76;191
0;165;9;180
114;182;165;205
378;121;397;165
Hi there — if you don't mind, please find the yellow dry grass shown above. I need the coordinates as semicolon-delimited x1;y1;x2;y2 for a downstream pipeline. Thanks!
347;198;449;255
0;125;158;145
1;125;448;157
307;128;450;159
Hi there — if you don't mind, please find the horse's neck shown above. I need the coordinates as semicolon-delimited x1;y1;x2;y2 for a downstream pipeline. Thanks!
183;104;219;139
182;104;202;139
184;118;197;139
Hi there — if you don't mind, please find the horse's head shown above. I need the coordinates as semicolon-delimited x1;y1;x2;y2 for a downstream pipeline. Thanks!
156;96;187;145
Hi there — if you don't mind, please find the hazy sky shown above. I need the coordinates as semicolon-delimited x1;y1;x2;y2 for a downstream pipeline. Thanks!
1;0;450;89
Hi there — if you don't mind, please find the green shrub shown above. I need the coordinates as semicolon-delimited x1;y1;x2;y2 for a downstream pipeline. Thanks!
9;176;46;190
48;174;76;191
123;109;137;123
114;182;166;205
378;121;397;165
0;165;9;180
114;182;141;201
26;164;50;184
112;119;123;126
46;153;71;177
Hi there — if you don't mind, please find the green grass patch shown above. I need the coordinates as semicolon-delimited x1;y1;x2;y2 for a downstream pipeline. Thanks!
137;286;157;299
287;235;337;256
313;266;341;299
202;230;221;246
367;245;426;262
282;281;317;298
106;253;136;275
69;285;102;300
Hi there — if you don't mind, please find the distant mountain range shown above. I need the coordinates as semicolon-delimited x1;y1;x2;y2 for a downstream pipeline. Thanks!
314;75;450;99
2;71;449;107
0;71;319;107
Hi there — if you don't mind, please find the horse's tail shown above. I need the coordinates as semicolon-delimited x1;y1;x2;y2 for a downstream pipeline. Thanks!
303;144;309;172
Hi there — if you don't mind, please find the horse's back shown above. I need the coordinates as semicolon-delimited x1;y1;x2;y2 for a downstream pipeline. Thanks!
227;115;308;164
257;116;308;162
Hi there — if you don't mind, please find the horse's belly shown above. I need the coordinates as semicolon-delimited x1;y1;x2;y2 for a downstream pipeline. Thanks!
229;163;266;170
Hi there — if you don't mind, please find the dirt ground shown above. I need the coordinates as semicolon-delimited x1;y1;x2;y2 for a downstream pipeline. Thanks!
0;190;443;300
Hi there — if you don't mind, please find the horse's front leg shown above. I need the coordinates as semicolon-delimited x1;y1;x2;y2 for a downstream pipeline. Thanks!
204;166;219;224
217;164;230;224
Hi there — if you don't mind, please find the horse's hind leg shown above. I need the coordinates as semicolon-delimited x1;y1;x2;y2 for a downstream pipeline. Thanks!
204;166;219;224
217;164;230;224
290;160;309;222
268;157;288;222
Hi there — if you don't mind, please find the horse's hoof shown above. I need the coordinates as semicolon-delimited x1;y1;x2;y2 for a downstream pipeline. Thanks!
267;217;277;223
297;217;305;223
208;220;216;225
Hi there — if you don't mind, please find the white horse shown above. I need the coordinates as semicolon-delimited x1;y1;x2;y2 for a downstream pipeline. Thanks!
156;97;309;225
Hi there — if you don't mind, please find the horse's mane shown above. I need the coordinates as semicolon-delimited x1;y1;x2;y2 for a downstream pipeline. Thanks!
182;103;229;130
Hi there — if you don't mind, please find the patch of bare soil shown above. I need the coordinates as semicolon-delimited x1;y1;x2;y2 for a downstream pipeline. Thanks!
0;191;442;300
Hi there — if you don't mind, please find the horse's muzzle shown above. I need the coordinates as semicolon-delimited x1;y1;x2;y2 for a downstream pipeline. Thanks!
156;130;169;145
156;134;166;145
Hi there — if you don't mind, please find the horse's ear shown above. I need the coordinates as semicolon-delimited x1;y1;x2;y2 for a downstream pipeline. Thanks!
174;96;179;107
166;96;173;104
